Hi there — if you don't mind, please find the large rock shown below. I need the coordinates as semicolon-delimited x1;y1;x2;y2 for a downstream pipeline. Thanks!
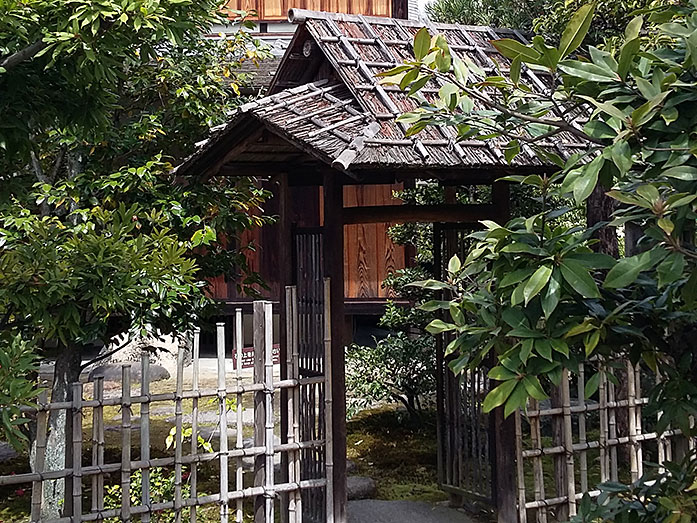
88;363;170;383
347;476;377;500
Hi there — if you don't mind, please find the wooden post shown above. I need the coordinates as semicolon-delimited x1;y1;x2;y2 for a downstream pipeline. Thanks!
254;303;268;523
174;343;185;522
323;171;346;523
71;382;83;522
121;366;132;522
141;351;151;522
234;310;245;522
324;278;335;523
217;322;230;523
30;390;48;523
493;406;516;522
190;328;200;523
278;173;293;523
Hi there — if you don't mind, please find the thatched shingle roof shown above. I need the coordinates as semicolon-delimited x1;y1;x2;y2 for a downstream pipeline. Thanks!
179;11;586;176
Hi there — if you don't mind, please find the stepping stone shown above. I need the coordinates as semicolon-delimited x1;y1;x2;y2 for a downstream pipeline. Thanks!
0;442;17;463
347;476;377;500
348;500;476;523
88;363;170;383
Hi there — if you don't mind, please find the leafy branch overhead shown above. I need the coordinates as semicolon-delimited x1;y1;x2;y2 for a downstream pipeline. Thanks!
391;1;697;439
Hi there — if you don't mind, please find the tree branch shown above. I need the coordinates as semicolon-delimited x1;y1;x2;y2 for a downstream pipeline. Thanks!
0;40;47;71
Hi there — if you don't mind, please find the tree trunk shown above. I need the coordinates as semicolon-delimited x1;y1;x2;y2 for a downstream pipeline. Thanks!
587;184;619;258
41;346;82;519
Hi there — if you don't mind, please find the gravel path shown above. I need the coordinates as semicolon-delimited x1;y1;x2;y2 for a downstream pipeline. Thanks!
348;500;477;523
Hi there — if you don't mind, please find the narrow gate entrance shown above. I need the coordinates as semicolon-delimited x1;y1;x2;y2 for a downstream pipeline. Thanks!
434;224;496;509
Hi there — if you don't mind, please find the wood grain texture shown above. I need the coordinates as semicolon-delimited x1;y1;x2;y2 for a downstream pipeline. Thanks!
223;0;392;20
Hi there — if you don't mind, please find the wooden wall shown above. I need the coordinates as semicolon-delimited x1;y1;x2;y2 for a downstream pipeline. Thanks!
208;181;406;303
226;0;391;22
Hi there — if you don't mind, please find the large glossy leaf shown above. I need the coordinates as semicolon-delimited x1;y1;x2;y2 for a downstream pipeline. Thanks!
524;265;552;305
413;27;431;61
541;269;561;318
559;61;620;83
604;248;667;289
560;259;600;298
492;38;541;64
559;3;596;59
482;379;518;413
663;165;697;181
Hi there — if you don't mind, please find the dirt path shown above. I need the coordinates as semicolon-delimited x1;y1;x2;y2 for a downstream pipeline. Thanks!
348;500;477;523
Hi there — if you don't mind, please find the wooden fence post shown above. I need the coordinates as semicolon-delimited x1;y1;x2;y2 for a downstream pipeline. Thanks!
254;302;268;523
494;406;516;523
217;321;230;523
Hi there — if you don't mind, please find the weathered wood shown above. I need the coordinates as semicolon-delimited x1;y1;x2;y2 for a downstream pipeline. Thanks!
254;304;267;523
71;382;83;521
174;344;185;522
494;407;516;522
190;328;200;523
141;352;151;523
121;366;132;522
561;369;577;517
217;322;230;523
324;278;335;523
235;310;245;522
343;203;497;224
323;171;347;523
30;390;48;523
264;301;276;523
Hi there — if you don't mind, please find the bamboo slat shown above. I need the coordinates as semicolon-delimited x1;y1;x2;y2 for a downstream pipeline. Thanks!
608;369;618;481
141;351;152;522
235;309;244;523
577;364;588;492
561;369;577;517
190;328;200;523
174;344;185;522
121;365;132;521
323;279;334;523
217;321;230;523
72;382;83;521
514;410;527;523
528;399;547;523
30;390;48;523
264;301;275;522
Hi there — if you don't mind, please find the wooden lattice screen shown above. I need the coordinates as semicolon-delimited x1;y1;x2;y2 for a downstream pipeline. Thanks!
514;362;696;522
0;290;332;522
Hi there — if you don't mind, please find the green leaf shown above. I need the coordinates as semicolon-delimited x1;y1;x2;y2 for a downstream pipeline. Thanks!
492;38;542;63
663;165;697;181
656;252;685;287
572;156;603;204
448;255;461;274
585;372;600;398
413;28;431;61
558;61;620;82
535;339;553;362
559;3;596;59
524;265;552;305
566;321;595;338
426;319;457;334
560;259;600;298
584;329;600;356
608;141;632;175
604;248;667;289
541;269;561;318
504;382;529;417
523;375;548;400
682;270;697;306
488;366;517;381
618;37;641;79
500;267;535;288
482;379;518;413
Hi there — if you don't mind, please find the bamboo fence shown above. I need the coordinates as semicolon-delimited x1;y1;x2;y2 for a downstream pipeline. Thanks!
0;286;332;523
514;361;696;522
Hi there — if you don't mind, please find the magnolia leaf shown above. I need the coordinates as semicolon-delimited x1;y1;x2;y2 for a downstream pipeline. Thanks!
492;38;542;63
585;372;600;399
523;375;548;400
541;269;562;318
656;252;685;287
413;28;431;60
426;319;457;334
524;265;553;305
535;339;553;362
482;379;518;413
559;3;596;59
584;329;600;356
488;366;517;381
504;382;529;417
560;259;600;298
558;61;620;82
604;248;667;288
663;165;697;181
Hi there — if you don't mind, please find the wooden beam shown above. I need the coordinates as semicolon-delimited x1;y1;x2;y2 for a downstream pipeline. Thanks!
323;171;347;523
343;204;500;224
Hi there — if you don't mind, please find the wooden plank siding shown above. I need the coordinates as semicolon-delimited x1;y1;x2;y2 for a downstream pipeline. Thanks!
225;0;391;21
208;182;405;303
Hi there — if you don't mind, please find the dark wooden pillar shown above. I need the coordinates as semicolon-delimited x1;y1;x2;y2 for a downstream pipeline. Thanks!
323;171;347;523
277;174;293;522
493;408;517;522
392;0;409;19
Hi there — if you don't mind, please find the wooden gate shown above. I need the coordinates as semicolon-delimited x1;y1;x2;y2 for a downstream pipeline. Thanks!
434;224;496;509
291;228;332;523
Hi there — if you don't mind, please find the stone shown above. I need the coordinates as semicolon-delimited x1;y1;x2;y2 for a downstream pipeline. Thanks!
348;500;476;523
88;363;170;383
347;476;377;500
346;459;358;474
0;442;18;463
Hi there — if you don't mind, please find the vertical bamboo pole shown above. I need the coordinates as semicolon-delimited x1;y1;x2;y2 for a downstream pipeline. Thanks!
514;409;527;523
324;279;335;523
254;304;266;523
634;364;643;478
608;370;618;481
656;371;666;472
121;365;132;522
72;382;83;521
561;369;576;517
529;399;546;523
577;364;588;492
598;368;609;483
235;310;244;523
286;288;301;523
264;301;276;523
190;328;200;523
174;345;185;522
626;360;638;483
141;351;151;522
292;295;303;523
217;321;230;523
30;390;48;523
